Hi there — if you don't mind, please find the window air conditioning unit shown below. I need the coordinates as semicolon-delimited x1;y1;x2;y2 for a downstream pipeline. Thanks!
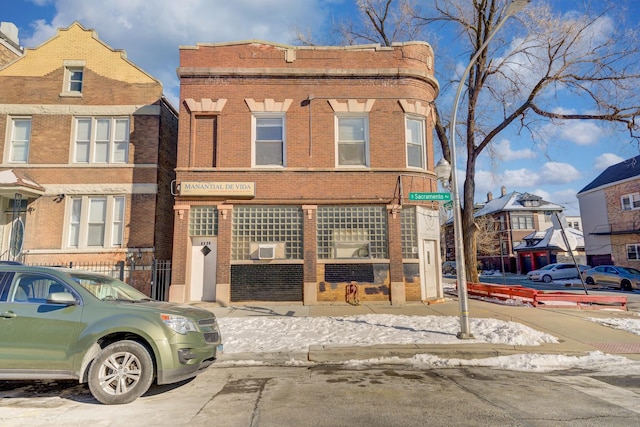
257;244;276;260
250;242;284;260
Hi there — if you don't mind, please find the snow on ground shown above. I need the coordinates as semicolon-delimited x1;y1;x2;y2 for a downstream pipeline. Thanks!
218;314;558;354
588;317;640;335
216;314;640;374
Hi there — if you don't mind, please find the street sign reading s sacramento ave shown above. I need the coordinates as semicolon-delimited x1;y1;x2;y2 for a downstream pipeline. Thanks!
409;192;452;201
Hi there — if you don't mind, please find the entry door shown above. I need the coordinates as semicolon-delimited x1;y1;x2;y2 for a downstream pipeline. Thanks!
190;237;217;302
421;240;437;299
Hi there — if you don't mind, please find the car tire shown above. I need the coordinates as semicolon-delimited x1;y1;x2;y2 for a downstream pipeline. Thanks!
585;277;595;285
88;340;154;405
621;280;633;292
542;275;552;283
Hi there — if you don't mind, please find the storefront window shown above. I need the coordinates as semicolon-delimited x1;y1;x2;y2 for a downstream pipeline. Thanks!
232;206;303;260
317;206;388;259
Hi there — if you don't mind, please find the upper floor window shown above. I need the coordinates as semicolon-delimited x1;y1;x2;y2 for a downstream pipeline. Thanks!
253;114;284;167
9;118;31;163
74;117;129;164
621;193;640;211
512;215;534;230
337;116;369;167
67;68;83;92
406;116;425;169
67;195;125;249
61;61;85;97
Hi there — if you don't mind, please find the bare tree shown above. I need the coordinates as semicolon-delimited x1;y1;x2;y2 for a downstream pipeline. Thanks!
331;0;640;282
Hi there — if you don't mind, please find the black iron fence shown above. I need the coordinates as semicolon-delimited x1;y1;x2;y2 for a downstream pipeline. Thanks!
24;259;172;301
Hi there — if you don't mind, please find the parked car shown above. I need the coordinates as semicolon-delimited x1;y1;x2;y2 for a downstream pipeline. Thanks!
0;265;221;404
442;261;456;275
581;265;640;291
527;263;590;283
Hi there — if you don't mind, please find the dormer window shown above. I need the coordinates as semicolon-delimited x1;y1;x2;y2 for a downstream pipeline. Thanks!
61;60;86;97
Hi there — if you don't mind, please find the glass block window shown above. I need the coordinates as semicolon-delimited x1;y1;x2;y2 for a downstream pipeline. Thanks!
232;206;303;260
317;206;388;259
401;207;418;259
189;206;218;236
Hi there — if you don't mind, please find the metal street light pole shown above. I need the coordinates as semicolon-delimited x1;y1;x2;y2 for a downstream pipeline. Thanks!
448;0;530;339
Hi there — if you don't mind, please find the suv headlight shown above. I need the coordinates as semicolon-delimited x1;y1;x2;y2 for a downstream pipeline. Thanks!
161;314;198;334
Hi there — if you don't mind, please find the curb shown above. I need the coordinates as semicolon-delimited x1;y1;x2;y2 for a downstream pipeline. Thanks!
215;343;593;365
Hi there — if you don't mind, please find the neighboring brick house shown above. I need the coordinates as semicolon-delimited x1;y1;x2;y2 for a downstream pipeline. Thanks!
170;40;442;305
0;22;177;294
443;187;565;273
577;154;640;267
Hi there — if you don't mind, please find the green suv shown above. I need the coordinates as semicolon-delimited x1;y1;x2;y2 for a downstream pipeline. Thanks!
0;264;221;404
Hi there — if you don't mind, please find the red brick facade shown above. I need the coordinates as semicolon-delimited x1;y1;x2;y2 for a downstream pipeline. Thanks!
170;40;443;305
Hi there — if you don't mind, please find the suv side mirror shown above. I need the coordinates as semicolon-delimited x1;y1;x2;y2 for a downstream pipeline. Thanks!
47;292;78;305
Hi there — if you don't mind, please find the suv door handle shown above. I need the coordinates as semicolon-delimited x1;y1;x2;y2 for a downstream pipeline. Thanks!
0;311;17;318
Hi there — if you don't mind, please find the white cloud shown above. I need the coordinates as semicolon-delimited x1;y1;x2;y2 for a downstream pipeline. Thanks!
502;168;539;188
594;153;624;170
557;120;605;146
491;139;536;161
22;0;339;104
538;162;581;184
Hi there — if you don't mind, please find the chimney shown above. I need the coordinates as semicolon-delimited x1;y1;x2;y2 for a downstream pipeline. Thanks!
487;192;493;201
501;186;507;197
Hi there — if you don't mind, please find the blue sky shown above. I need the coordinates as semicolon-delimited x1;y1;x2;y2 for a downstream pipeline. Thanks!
2;0;639;216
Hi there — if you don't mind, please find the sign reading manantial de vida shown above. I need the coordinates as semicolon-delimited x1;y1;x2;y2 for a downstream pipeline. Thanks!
179;181;255;198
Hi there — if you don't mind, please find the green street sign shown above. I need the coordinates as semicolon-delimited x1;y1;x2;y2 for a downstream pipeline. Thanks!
443;201;453;209
409;192;452;201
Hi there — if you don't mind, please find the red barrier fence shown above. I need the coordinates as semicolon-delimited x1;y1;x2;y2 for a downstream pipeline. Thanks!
462;282;627;310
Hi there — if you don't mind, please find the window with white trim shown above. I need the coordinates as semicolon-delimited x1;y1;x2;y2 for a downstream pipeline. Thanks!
406;116;425;168
61;65;84;97
74;117;129;164
336;115;369;167
67;196;125;248
621;193;640;211
628;243;640;260
253;114;285;166
9;118;31;163
512;215;534;230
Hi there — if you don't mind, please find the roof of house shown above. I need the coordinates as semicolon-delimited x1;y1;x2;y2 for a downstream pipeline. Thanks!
578;154;640;194
513;226;584;252
473;191;564;217
445;191;564;225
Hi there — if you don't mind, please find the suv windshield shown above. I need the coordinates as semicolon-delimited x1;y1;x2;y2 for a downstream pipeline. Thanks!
68;271;150;302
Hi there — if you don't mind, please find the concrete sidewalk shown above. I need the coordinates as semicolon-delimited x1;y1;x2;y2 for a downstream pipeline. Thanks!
200;292;640;363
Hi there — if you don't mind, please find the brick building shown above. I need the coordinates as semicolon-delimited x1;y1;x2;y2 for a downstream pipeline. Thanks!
443;187;565;274
577;154;640;267
169;40;442;305
0;22;177;292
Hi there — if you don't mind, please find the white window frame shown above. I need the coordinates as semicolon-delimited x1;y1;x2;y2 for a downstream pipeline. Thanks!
73;117;130;164
61;61;85;97
335;114;369;167
628;243;640;260
252;113;285;167
405;115;425;169
621;193;640;211
65;195;125;249
8;117;31;163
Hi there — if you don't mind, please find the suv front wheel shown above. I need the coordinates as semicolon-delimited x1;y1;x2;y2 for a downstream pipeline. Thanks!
88;340;154;405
